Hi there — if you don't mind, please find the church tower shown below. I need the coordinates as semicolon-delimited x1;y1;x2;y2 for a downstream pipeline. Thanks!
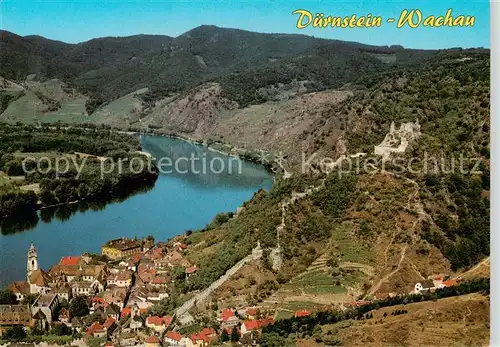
27;244;39;280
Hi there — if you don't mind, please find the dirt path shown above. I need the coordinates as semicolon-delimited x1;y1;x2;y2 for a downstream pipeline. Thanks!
365;244;407;298
453;256;490;280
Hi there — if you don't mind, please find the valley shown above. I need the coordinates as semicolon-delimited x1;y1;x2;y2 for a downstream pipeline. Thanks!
0;25;490;347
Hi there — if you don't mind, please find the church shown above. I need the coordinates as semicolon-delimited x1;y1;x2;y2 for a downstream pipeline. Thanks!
8;244;51;302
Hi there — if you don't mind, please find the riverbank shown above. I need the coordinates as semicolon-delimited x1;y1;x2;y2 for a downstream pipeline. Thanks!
0;133;273;286
117;128;280;176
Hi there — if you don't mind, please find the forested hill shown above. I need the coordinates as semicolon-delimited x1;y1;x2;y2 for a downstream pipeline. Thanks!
1;25;443;105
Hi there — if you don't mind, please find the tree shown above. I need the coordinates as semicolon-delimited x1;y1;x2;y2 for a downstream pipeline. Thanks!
50;323;72;336
220;328;229;342
69;296;89;317
21;294;38;305
173;266;186;282
0;289;16;304
2;325;26;341
230;326;240;342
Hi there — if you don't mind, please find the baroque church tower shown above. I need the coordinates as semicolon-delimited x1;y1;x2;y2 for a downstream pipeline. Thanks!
27;243;39;280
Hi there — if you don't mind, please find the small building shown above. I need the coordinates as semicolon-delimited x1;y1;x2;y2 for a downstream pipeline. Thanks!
190;328;217;346
245;307;258;320
0;305;32;336
146;288;169;302
294;310;312;318
240;319;274;335
49;283;72;301
220;309;239;328
102;287;127;309
129;304;144;331
85;322;106;339
8;281;31;302
105;303;121;321
102;238;142;260
165;331;186;346
28;269;52;294
31;294;60;325
442;279;458;288
146;315;172;333
145;335;161;347
414;279;436;293
59;256;82;267
107;270;133;288
173;242;188;251
185;265;198;276
150;277;168;288
71;282;94;296
103;316;117;335
58;307;70;324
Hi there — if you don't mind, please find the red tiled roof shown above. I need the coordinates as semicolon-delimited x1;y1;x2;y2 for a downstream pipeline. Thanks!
221;309;235;321
146;315;172;326
138;266;156;274
243;319;274;331
295;310;312;318
178;243;187;249
199;327;216;336
191;327;217;343
86;322;104;334
145;336;161;344
131;253;143;263
91;296;106;304
166;331;183;342
150;277;167;284
442;279;458;287
190;333;202;343
60;256;81;266
185;265;198;274
435;276;442;281
121;307;131;318
246;307;258;316
103;317;116;329
243;320;259;331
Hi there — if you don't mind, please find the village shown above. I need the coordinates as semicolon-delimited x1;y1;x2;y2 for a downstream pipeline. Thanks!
0;238;306;346
0;235;465;347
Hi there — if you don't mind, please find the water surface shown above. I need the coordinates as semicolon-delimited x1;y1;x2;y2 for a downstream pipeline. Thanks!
0;135;273;287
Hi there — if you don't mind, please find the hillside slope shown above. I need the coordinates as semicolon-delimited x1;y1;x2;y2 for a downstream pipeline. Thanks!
1;25;441;109
151;51;490;320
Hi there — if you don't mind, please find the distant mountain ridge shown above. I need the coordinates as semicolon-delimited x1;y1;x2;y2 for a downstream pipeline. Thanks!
0;25;445;106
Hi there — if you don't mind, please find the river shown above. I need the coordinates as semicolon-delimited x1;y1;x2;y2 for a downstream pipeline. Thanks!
0;135;273;287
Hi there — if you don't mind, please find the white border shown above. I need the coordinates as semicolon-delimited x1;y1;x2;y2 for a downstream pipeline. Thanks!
491;0;499;345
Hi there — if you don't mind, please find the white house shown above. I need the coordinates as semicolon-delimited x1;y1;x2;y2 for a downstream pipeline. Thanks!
165;331;190;346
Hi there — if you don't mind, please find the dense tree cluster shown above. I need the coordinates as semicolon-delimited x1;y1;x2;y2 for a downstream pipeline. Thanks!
0;123;158;231
1;26;464;109
0;288;17;304
0;123;141;156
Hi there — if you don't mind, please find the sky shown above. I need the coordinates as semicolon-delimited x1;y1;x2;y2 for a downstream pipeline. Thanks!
0;0;490;49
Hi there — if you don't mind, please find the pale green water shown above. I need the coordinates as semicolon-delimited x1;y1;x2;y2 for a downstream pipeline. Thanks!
0;135;273;287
